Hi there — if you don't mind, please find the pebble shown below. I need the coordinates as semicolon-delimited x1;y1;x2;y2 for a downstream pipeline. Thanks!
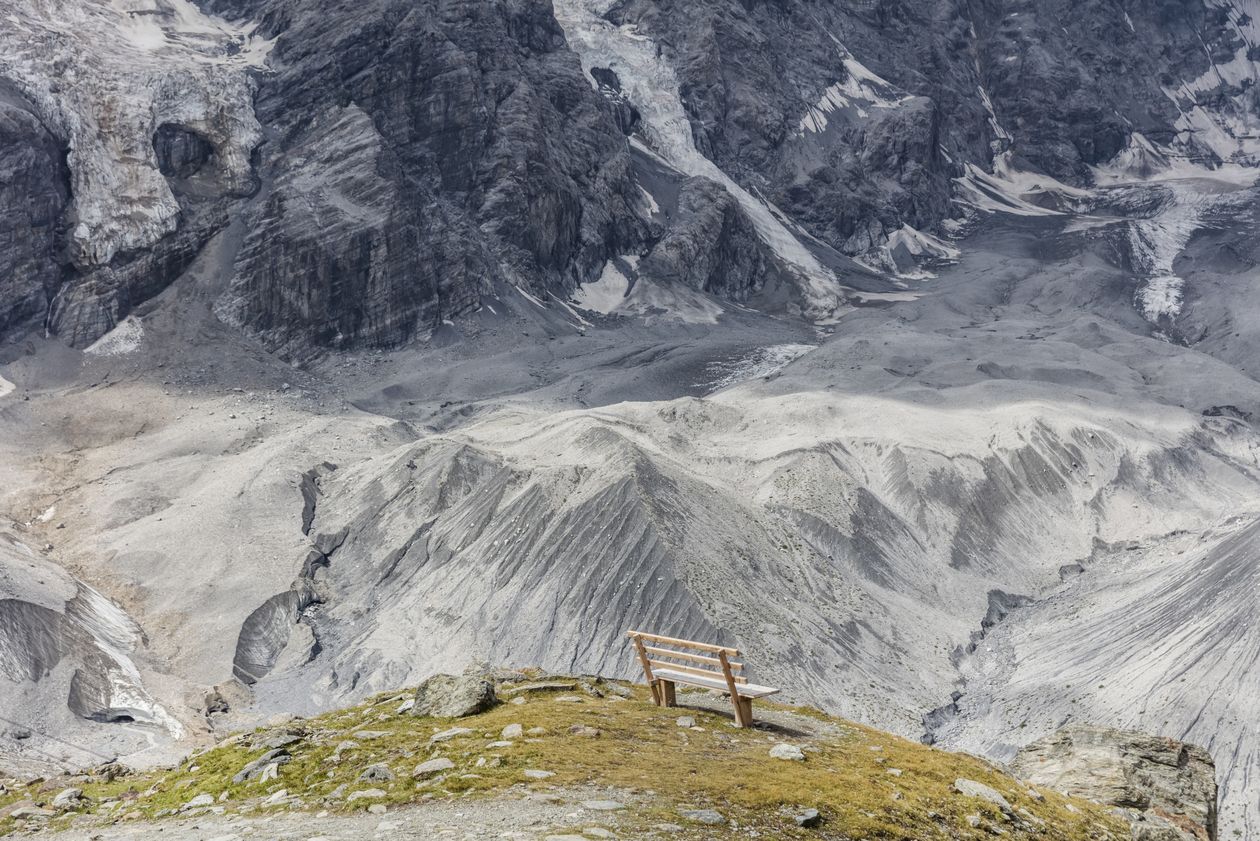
501;723;524;739
524;769;555;780
675;716;696;728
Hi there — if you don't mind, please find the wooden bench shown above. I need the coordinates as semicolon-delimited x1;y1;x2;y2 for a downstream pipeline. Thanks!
626;630;780;727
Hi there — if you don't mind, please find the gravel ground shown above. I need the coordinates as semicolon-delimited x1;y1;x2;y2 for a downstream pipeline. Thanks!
31;785;654;841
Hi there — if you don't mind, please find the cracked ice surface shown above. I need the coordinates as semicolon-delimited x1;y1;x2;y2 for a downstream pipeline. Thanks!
0;0;272;267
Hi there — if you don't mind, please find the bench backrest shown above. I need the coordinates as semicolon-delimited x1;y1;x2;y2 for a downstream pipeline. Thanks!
626;629;747;687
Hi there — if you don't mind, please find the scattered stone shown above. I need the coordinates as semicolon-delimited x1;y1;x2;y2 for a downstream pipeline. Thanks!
347;788;387;802
262;733;301;749
581;800;626;811
232;749;291;783
505;681;577;694
524;769;555;780
653;823;684;833
357;763;395;782
770;743;806;761
429;727;473;744
367;803;387;815
263;789;289;805
502;723;524;739
395;699;415;714
352;730;388;740
509;696;527;706
52;788;85;810
966;814;981;828
568;724;601;737
9;806;54;819
604;683;633;699
887;768;903;776
795;808;822;828
544;836;587;841
182;793;215;811
679;808;726;825
954;779;1014;817
486;740;513;748
583;829;616;839
676;716;696;728
411;673;498;718
527;727;548;736
554;695;584;703
413;758;455;778
577;681;604;698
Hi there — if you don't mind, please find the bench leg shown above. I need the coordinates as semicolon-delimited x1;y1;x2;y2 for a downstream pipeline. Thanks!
660;680;677;707
648;679;662;706
734;697;753;728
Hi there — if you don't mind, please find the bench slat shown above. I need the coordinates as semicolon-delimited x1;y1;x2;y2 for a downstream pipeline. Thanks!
626;630;738;656
653;669;780;699
648;659;747;685
643;645;743;671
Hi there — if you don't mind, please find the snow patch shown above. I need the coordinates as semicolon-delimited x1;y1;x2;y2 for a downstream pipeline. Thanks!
797;53;912;134
574;256;636;314
85;316;145;356
703;344;816;393
0;373;13;399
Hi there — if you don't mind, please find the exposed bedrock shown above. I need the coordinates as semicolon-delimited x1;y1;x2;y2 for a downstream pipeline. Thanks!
219;0;652;351
1012;725;1218;841
0;81;69;336
637;177;786;303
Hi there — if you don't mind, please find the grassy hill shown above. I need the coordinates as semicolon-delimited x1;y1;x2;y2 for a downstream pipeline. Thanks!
0;676;1128;839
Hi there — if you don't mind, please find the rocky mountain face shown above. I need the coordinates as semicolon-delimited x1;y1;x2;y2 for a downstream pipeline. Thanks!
6;0;1259;349
6;0;1260;838
1012;725;1218;841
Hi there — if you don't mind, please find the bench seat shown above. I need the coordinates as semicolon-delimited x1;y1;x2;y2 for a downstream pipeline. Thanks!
652;669;780;699
627;629;779;727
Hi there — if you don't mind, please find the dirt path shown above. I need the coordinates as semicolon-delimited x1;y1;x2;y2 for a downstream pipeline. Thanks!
36;785;655;841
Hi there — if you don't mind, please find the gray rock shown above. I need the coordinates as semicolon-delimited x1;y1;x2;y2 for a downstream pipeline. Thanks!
581;800;625;811
429;726;474;744
1011;725;1217;841
412;674;498;719
770;743;806;761
52;788;84;810
232;749;291;784
8;806;54;819
679;808;726;825
954;779;1014;817
346;788;387;802
524;769;555;780
675;716;696;728
413;757;455;778
357;763;395;782
795;808;822;828
181;793;215;811
501;723;524;739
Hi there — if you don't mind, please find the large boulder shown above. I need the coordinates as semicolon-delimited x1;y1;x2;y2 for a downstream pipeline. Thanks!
411;673;498;719
1011;725;1217;841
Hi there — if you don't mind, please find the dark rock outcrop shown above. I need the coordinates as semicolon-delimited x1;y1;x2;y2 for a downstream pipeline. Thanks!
0;82;69;336
220;0;651;352
1012;725;1217;841
638;177;783;302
